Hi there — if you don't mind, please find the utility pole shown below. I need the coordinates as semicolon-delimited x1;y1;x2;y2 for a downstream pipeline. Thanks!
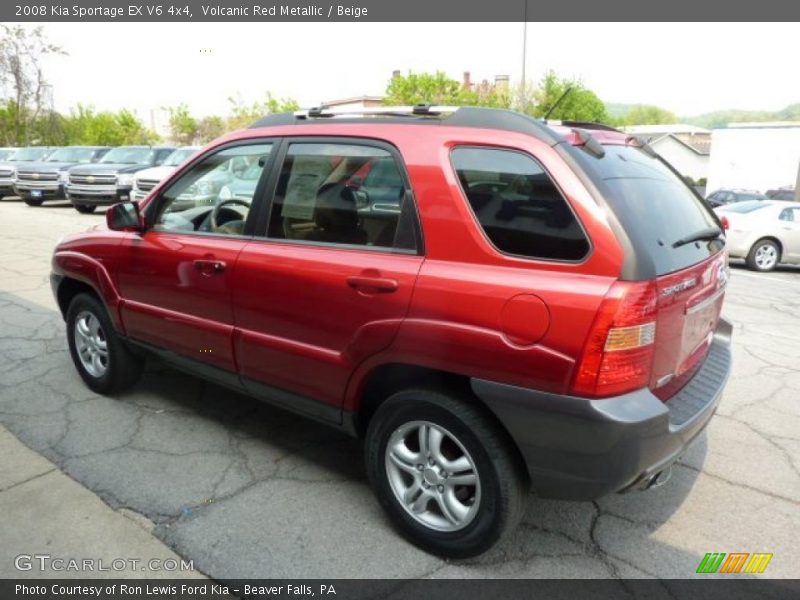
521;1;528;112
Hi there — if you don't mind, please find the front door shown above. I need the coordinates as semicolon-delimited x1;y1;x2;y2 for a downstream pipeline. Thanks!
231;139;424;413
114;141;276;372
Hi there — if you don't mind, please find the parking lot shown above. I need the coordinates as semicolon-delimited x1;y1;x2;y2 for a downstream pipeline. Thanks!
0;197;798;580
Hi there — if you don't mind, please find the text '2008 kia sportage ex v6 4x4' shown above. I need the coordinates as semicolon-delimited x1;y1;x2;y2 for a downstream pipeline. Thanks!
51;106;732;557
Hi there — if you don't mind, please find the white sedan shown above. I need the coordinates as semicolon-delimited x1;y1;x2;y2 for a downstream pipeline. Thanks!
715;200;800;271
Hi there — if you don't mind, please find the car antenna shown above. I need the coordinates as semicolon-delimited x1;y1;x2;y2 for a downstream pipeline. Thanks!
542;86;573;123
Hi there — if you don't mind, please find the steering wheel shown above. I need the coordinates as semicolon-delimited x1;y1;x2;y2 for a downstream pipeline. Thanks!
211;198;250;231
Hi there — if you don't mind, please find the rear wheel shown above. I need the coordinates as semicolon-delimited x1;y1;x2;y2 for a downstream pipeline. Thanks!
365;388;527;557
75;204;97;214
746;239;780;272
24;198;43;207
66;293;144;394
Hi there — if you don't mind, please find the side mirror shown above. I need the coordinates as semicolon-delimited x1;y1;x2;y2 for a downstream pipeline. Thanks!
106;201;142;232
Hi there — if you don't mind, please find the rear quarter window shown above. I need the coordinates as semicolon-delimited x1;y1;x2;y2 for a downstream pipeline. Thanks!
577;144;721;276
451;147;590;261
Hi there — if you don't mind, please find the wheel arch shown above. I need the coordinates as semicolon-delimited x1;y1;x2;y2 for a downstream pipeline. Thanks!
349;362;529;480
52;251;124;332
752;236;783;256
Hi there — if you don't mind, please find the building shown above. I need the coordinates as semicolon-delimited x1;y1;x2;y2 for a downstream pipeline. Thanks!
706;123;800;197
624;124;711;182
461;71;510;97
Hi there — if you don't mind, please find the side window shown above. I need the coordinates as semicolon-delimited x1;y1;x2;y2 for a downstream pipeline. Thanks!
451;147;590;261
266;142;416;251
153;143;273;236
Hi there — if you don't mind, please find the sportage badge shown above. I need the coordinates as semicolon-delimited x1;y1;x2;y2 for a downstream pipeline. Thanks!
661;277;698;297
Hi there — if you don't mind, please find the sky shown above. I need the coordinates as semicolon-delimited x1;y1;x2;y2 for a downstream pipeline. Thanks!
34;22;799;122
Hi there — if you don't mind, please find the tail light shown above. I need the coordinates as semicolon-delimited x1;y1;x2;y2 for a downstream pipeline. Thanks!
570;281;658;398
720;215;730;231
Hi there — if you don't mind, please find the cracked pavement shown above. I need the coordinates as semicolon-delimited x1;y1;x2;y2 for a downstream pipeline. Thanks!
0;199;798;580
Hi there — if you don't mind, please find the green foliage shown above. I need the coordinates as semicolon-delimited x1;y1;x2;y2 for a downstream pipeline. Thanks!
530;71;609;122
685;103;800;129
61;105;159;145
384;71;510;108
167;103;197;145
226;93;300;130
0;24;66;145
196;115;226;143
385;71;463;105
619;104;679;126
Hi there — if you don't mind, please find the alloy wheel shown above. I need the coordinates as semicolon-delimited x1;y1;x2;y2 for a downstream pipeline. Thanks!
754;244;778;270
73;310;109;378
384;420;481;532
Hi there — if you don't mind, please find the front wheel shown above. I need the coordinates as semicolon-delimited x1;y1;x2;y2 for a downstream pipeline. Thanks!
66;293;144;394
365;388;527;557
746;239;780;272
75;204;97;214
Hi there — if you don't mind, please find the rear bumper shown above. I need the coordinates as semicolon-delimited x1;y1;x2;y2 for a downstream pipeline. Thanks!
471;318;733;500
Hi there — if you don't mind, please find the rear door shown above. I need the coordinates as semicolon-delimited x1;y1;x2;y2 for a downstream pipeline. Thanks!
231;138;424;415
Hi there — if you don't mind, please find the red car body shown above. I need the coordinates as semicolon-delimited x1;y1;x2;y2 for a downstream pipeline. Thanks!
52;109;732;506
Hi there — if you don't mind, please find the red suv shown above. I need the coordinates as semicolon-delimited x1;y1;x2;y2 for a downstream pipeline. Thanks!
51;106;732;557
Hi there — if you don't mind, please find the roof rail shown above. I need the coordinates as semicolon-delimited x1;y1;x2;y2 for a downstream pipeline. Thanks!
555;120;623;133
295;105;460;119
248;105;564;145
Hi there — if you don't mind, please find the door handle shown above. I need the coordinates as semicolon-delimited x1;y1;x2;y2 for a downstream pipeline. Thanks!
193;259;226;274
346;275;399;293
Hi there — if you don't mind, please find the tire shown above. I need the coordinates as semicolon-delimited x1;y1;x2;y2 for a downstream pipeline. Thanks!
365;388;528;557
24;198;43;207
75;204;97;214
66;293;144;394
746;239;780;272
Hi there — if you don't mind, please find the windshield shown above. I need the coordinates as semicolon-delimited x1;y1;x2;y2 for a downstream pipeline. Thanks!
100;147;153;165
47;147;100;163
10;148;51;162
163;148;198;167
573;144;721;276
0;150;15;161
723;201;771;214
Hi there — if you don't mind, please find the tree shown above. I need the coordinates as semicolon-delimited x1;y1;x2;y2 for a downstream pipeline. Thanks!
227;92;299;130
196;115;226;143
167;103;198;145
384;71;511;108
622;104;678;126
385;71;465;105
61;105;159;145
0;25;66;145
530;71;609;123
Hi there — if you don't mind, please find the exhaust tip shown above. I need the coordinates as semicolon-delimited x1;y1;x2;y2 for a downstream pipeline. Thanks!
647;466;673;489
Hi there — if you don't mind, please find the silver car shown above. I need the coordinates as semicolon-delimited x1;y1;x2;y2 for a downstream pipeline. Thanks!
716;200;800;271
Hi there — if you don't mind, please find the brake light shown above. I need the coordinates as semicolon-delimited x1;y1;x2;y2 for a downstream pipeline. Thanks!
571;280;658;398
720;215;730;231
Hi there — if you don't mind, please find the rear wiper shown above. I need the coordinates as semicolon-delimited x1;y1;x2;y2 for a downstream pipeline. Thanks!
672;227;724;248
